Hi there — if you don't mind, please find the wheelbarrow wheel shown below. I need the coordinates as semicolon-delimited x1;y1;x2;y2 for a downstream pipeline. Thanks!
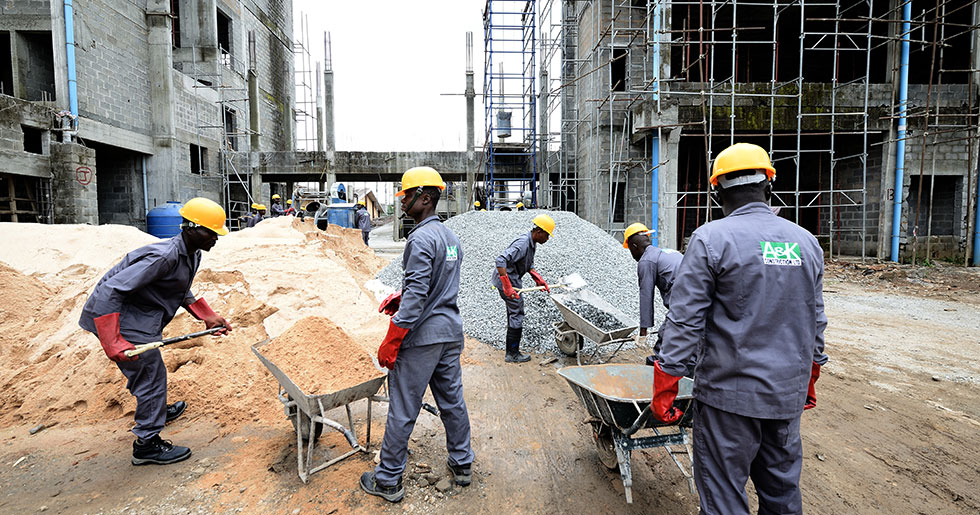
592;423;619;470
556;329;582;356
287;404;323;442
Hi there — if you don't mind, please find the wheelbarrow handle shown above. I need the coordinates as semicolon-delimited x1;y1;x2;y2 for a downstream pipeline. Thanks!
623;404;653;437
124;326;226;357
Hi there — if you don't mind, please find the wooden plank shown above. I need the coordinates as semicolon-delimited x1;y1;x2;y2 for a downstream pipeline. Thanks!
8;179;16;222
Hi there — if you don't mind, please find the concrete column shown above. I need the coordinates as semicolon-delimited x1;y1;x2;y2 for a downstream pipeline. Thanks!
465;32;476;208
146;1;178;202
50;1;70;111
538;68;550;208
660;129;680;250
316;62;324;152
323;70;335;152
50;142;98;224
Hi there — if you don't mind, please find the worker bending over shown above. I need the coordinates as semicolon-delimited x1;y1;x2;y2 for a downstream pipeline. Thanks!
491;214;554;363
361;167;474;503
653;143;827;514
356;199;372;245
247;204;266;228
270;194;285;217
78;198;232;465
623;223;683;366
283;199;296;216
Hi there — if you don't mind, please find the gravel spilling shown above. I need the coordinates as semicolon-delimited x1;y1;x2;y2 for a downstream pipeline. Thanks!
376;210;666;355
562;299;628;332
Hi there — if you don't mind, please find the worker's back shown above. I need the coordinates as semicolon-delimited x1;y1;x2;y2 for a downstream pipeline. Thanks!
662;202;826;419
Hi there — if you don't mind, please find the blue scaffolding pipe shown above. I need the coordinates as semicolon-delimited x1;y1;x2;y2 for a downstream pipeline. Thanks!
890;0;911;262
974;155;980;265
64;0;78;117
650;1;662;246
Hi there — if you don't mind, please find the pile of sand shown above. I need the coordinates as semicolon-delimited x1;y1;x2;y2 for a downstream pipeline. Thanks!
0;217;389;432
258;316;383;395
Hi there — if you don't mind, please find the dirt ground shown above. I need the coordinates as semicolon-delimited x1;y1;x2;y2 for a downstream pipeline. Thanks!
2;260;979;514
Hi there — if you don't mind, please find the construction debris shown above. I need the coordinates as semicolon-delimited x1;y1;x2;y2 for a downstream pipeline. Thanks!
377;211;658;354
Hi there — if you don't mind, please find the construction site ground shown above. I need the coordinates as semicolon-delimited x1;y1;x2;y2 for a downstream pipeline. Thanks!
2;223;979;513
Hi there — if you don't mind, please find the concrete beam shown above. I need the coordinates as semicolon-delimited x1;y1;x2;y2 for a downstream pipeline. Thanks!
78;117;155;155
0;149;52;179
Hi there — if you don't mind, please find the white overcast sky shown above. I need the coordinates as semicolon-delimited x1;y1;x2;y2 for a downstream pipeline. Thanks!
292;0;487;152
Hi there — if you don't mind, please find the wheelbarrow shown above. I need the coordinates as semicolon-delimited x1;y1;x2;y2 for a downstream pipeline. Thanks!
251;339;387;483
558;363;695;504
551;289;638;364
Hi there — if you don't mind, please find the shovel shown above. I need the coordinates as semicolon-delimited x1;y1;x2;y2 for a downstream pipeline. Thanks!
124;326;227;358
516;273;588;293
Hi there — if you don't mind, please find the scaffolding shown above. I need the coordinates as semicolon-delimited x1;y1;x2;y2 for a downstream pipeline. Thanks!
294;14;319;152
539;0;980;261
482;0;538;208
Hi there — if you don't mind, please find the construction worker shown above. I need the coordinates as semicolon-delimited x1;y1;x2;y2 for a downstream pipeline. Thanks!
78;197;232;465
270;194;284;217
491;214;554;363
239;202;259;228
355;199;372;245
622;222;683;366
247;204;266;228
652;143;827;514
283;199;296;216
515;202;526;211
473;200;481;211
361;167;473;503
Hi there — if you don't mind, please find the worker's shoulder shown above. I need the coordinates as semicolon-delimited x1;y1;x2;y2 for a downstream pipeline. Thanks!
410;219;458;244
132;236;185;263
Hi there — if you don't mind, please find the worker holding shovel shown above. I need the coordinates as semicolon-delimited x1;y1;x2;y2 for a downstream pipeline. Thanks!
490;213;555;363
78;197;232;466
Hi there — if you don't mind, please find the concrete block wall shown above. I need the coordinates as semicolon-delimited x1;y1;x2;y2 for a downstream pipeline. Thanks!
50;142;98;224
72;0;153;135
825;136;883;257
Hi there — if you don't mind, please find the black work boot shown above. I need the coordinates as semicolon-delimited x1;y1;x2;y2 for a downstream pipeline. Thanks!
131;435;191;465
360;471;404;503
448;460;472;487
165;401;186;423
504;327;531;363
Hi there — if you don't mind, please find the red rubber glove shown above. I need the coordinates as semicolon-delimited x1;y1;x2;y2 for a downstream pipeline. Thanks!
93;312;137;362
378;320;410;370
499;275;519;300
529;269;550;293
804;361;821;410
186;298;231;335
378;291;402;316
651;361;683;424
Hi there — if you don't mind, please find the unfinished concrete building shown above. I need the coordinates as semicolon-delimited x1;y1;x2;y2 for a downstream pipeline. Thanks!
0;0;293;228
521;0;980;263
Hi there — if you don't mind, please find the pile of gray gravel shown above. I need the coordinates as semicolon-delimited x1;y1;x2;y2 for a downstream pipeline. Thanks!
376;210;666;355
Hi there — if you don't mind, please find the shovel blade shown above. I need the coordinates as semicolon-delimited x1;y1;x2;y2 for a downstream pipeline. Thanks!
561;273;588;290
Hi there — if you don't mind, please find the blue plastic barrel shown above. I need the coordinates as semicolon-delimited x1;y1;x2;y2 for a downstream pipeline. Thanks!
326;204;356;228
146;201;183;238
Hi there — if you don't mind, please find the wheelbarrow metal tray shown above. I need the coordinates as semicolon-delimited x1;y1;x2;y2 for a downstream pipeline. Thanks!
251;340;386;416
550;290;638;344
558;364;693;430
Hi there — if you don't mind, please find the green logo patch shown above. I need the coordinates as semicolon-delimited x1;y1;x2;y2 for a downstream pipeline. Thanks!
761;241;801;266
446;245;459;261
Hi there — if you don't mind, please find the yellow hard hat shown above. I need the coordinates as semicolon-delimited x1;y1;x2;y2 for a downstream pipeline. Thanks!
257;204;267;211
286;199;292;204
709;143;776;187
396;166;446;197
251;202;259;210
179;197;228;236
623;222;651;248
532;214;555;235
516;202;524;208
357;199;366;206
474;201;481;207
272;194;281;200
